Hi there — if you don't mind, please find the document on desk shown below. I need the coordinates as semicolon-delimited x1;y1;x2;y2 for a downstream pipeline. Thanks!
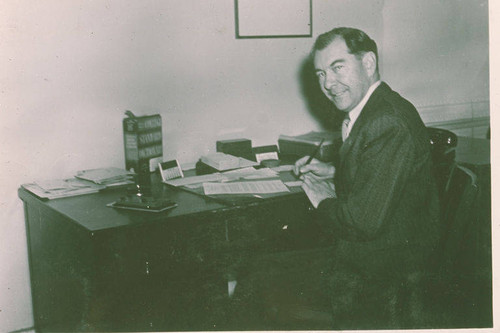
222;167;278;180
164;173;227;187
271;165;294;172
203;180;290;195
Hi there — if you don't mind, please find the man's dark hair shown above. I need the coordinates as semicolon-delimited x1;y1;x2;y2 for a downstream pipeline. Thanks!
313;27;379;70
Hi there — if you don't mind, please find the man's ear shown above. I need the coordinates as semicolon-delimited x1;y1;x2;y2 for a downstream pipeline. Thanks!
362;52;377;77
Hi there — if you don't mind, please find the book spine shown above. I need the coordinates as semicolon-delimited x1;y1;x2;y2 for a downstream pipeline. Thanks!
138;144;163;159
123;115;163;173
137;115;163;173
123;118;139;171
137;116;162;131
138;131;162;146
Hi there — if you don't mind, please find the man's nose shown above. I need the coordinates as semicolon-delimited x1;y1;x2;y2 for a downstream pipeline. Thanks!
323;71;336;90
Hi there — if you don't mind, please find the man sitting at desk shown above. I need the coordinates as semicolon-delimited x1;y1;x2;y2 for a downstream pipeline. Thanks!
291;27;441;328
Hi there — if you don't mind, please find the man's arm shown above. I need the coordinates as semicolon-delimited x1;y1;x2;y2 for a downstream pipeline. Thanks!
314;116;419;241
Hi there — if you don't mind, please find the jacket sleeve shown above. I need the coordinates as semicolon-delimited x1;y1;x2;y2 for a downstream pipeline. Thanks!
316;115;418;242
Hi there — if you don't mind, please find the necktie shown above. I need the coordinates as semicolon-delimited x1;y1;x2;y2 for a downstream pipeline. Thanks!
342;114;351;142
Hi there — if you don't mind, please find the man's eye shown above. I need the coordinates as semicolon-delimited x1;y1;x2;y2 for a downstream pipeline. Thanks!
333;65;344;73
316;72;325;79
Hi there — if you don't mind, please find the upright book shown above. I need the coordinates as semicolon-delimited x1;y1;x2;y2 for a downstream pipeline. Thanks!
123;111;163;175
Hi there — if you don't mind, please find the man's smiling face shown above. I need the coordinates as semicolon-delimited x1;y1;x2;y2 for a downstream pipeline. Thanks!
314;37;373;113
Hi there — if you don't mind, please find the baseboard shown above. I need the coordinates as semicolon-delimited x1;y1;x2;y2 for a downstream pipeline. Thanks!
9;326;35;333
425;116;490;131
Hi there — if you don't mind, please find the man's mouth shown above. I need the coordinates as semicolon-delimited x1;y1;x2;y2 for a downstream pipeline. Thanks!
330;90;347;99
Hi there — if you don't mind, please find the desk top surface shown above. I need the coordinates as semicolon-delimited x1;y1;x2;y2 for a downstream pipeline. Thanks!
19;171;305;234
19;137;489;234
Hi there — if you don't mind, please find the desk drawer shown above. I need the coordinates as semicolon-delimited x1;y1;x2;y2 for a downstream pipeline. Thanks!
225;197;320;253
95;214;228;280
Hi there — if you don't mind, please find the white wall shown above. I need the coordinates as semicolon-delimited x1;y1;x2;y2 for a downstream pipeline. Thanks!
0;1;489;331
381;0;490;137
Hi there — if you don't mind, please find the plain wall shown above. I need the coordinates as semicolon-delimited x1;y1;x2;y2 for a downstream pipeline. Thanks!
0;1;489;331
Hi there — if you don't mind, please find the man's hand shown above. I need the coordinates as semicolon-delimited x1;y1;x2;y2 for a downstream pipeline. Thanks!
293;156;335;179
301;174;337;208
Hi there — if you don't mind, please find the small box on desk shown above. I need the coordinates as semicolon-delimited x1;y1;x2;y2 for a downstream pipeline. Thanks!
216;138;254;161
278;131;342;162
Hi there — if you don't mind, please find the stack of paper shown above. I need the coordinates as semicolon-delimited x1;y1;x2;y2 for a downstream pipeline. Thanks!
200;152;258;171
203;180;290;195
22;178;105;200
201;153;240;170
164;173;228;187
222;167;278;180
164;167;279;188
76;167;135;187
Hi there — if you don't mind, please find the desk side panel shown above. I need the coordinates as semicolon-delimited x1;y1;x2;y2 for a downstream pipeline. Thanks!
22;196;96;332
85;211;230;331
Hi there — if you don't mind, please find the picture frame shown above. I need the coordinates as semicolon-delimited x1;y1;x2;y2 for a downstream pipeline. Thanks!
235;0;312;39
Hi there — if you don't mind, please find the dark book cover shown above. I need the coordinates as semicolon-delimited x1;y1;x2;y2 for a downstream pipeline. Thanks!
123;112;163;174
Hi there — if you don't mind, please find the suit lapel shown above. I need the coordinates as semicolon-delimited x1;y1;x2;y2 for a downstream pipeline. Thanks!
338;82;391;166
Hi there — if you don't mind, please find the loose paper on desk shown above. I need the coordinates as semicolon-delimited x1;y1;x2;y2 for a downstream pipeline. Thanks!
164;173;227;187
271;165;294;172
23;178;105;200
222;167;278;180
76;167;135;186
284;180;303;187
203;180;289;195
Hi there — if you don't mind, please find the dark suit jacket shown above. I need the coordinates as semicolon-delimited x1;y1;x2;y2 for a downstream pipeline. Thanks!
316;82;441;327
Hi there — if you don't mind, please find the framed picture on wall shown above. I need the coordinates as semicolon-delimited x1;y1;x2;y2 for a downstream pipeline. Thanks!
235;0;312;39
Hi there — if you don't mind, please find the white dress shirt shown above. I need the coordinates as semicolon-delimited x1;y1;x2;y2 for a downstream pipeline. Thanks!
343;80;381;141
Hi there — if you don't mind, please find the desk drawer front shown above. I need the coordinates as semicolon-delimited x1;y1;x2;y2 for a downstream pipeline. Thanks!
224;197;325;256
95;214;228;280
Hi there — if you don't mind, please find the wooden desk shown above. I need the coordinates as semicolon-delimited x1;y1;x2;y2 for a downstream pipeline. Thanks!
20;137;492;331
20;172;323;332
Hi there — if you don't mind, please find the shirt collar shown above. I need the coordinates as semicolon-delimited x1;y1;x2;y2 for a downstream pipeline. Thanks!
346;80;381;127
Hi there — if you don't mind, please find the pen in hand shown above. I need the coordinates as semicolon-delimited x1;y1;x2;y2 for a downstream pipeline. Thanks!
297;138;325;178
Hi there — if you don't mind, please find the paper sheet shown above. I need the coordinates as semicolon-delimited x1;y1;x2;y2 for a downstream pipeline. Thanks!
271;165;294;172
25;178;105;199
164;173;227;187
255;151;279;163
76;167;134;184
284;180;303;187
222;167;278;180
203;180;290;195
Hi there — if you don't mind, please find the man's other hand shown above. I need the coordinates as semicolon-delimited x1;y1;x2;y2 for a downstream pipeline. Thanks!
301;175;337;208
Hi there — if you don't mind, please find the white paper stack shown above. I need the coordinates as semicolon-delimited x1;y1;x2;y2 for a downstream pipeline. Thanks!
76;167;135;187
200;152;259;171
200;153;240;171
22;178;105;199
203;180;290;195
